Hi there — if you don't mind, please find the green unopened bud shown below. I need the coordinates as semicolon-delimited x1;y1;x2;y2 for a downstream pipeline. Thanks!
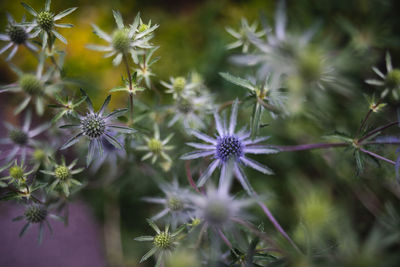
148;138;162;153
385;69;400;89
37;11;54;31
167;196;184;211
55;166;70;180
173;77;186;93
112;28;130;53
9;166;24;180
138;23;149;33
19;74;42;95
33;149;46;162
154;231;172;249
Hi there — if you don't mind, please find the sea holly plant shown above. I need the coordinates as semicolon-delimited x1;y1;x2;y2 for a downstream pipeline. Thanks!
59;90;135;166
0;1;400;266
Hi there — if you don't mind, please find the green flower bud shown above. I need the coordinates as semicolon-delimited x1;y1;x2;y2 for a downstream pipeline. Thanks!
9;166;24;180
153;231;172;249
37;11;54;31
385;69;400;89
173;77;186;93
55;166;70;180
167;196;184;211
138;23;149;33
19;74;43;95
112;28;130;53
148;138;162;154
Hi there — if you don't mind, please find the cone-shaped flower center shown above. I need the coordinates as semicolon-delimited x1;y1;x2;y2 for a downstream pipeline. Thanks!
216;135;243;162
9;129;28;145
55;166;70;180
177;98;192;114
9;166;24;180
24;205;47;223
112;28;130;53
7;25;28;44
81;114;106;139
148;138;162;153
204;199;230;226
19;74;43;95
154;231;172;249
138;23;149;33
37;11;54;31
173;77;186;93
167;196;184;211
386;69;400;89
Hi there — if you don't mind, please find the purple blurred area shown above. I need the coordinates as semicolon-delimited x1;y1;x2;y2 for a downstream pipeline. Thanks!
0;201;106;267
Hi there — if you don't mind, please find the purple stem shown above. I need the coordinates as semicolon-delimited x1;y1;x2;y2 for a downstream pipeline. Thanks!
359;121;398;143
217;229;232;249
359;148;396;165
255;199;301;252
273;142;348;152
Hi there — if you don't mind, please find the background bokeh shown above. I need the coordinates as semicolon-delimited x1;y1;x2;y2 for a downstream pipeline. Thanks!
1;0;400;266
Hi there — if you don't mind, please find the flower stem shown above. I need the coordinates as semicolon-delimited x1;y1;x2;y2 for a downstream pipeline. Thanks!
358;121;398;143
359;147;396;165
123;54;134;123
273;142;348;152
255;197;301;253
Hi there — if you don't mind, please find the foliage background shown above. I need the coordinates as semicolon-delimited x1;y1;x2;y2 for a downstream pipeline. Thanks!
1;0;400;266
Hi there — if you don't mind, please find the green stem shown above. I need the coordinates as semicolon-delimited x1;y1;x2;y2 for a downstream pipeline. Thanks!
123;54;134;123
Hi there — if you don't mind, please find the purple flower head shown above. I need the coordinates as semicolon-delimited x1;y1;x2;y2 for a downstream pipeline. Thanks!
181;99;278;195
60;89;135;166
0;111;49;163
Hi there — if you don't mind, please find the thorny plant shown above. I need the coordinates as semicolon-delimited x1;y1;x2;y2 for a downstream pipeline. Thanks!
0;0;400;266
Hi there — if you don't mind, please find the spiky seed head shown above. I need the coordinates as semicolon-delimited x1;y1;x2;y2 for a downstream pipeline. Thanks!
173;77;186;93
9;129;28;145
55;165;70;180
148;138;162;154
24;205;47;223
33;149;46;162
19;74;43;95
385;69;400;89
81;114;106;139
216;135;243;162
9;166;24;180
138;23;149;33
37;11;54;31
204;199;230;226
153;231;172;249
167;196;184;211
112;28;130;53
7;25;28;44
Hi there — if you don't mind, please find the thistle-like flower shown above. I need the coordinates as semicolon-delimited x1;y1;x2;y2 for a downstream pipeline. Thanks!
142;179;192;228
181;100;278;195
167;92;214;132
161;76;197;99
49;93;87;123
366;52;400;99
189;176;252;236
87;10;158;66
226;17;265;53
0;111;50;162
21;0;77;48
136;123;174;164
60;90;135;166
40;157;83;197
0;159;33;186
135;220;185;266
134;46;159;88
0;14;38;60
12;204;63;244
0;63;61;115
